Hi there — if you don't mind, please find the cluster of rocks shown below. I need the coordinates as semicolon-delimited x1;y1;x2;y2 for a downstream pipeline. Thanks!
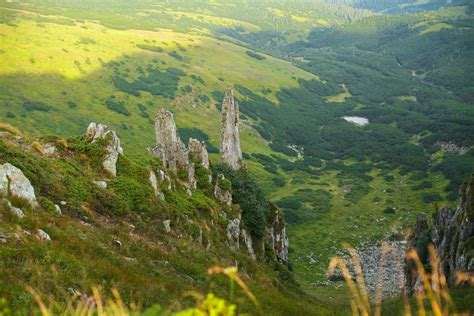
331;241;407;298
405;175;474;294
0;162;51;241
225;215;256;260
266;207;289;263
149;109;212;193
436;141;468;155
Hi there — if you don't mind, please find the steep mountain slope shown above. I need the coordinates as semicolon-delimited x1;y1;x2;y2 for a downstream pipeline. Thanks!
1;0;473;309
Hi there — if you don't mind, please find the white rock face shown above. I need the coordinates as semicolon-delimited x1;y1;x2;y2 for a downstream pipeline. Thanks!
220;89;242;170
150;110;196;189
37;229;51;241
93;181;107;189
240;228;256;260
87;122;123;177
163;220;171;233
54;204;62;216
214;174;232;206
0;163;38;207
342;116;369;126
226;217;241;250
267;209;289;264
188;138;210;169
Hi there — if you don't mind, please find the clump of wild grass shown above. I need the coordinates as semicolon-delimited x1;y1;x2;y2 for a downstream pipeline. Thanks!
0;123;21;136
328;242;473;316
25;266;259;316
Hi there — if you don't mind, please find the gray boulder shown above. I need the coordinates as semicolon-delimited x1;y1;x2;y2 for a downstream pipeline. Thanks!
0;163;38;208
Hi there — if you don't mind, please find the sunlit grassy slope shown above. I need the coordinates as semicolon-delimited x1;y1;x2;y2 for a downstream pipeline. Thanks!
0;2;469;305
0;9;313;157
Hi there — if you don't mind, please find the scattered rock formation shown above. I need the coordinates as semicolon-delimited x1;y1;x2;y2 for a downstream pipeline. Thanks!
188;138;210;169
220;89;242;170
267;207;289;264
149;109;196;189
333;241;407;298
214;174;232;206
0;163;38;208
87;123;123;177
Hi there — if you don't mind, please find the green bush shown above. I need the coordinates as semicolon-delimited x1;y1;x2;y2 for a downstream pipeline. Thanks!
246;50;266;60
23;101;51;112
105;99;131;116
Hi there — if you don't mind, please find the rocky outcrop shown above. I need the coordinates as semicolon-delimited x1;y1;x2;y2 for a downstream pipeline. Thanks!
226;216;241;250
220;89;242;170
405;175;474;294
149;170;165;200
431;176;473;283
149;109;196;189
87;123;123;177
214;174;232;206
0;163;38;208
241;228;257;260
188;138;209;169
267;207;289;264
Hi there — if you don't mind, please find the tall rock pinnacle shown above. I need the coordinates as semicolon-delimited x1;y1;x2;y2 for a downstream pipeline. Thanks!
150;109;196;189
220;89;242;170
151;109;189;170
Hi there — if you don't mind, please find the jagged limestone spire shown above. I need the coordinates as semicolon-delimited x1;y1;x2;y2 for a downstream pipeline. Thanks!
151;109;189;170
149;109;196;189
220;89;242;170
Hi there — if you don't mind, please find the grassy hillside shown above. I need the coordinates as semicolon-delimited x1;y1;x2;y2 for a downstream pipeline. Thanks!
0;126;335;314
1;0;473;309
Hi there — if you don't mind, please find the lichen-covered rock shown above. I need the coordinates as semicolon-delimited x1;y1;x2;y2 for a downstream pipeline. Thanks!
226;216;241;250
87;122;123;177
220;89;242;170
214;174;232;206
149;109;196;189
240;228;256;260
0;163;38;207
267;207;289;264
188;138;210;169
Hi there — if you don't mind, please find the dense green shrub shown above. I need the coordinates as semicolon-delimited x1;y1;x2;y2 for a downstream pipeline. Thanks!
105;99;131;116
23;101;51;112
213;163;268;239
246;50;266;60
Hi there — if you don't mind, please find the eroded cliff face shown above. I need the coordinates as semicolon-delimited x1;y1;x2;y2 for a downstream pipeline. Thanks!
220;89;242;170
87;122;123;177
267;206;289;264
431;176;474;283
149;109;196;189
405;176;474;293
